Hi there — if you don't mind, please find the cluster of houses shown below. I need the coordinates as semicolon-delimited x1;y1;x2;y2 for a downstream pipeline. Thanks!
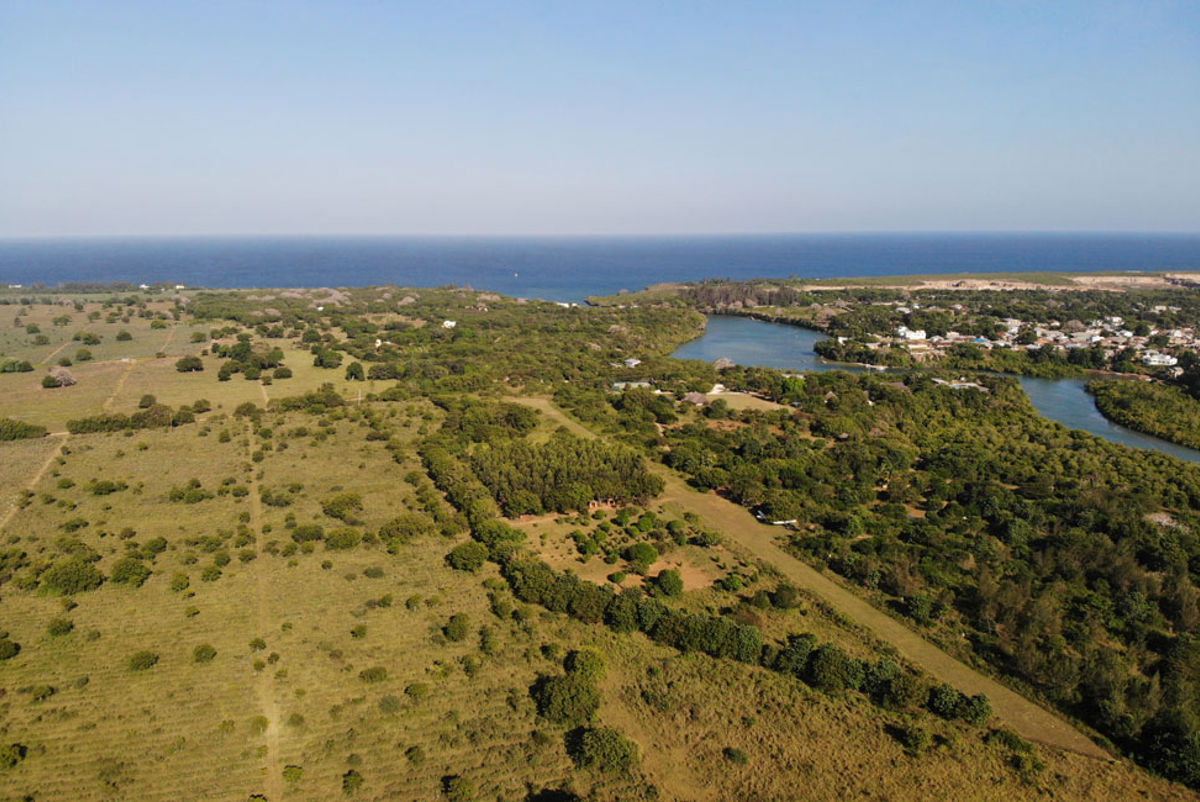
859;306;1190;373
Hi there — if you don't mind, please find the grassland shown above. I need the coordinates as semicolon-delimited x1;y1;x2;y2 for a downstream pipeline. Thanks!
1;288;1197;801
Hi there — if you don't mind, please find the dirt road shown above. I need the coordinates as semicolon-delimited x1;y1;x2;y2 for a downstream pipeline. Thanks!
510;395;1109;759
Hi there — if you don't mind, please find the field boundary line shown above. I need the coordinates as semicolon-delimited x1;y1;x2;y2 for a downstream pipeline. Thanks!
0;433;69;534
245;425;284;801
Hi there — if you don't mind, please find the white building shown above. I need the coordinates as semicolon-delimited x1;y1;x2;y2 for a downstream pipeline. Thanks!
896;326;926;341
442;320;457;329
1143;351;1179;367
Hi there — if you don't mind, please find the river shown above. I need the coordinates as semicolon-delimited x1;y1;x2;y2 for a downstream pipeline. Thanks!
672;315;1200;465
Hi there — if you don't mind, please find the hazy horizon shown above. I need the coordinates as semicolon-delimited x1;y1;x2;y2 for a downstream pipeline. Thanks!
5;230;1200;243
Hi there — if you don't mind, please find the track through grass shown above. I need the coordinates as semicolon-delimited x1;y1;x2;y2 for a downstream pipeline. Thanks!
511;396;1110;760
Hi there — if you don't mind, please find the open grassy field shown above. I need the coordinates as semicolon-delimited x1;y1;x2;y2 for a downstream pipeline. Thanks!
0;404;637;801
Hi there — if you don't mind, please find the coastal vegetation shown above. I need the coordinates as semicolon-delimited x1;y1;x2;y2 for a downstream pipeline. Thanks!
0;280;1198;799
1089;379;1200;450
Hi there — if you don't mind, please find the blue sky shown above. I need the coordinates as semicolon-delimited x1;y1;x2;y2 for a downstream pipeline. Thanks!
1;1;1197;235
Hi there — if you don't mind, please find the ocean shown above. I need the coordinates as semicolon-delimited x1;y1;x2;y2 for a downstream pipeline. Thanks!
2;233;1199;303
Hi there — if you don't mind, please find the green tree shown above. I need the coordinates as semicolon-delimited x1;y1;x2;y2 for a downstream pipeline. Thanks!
564;648;606;682
530;674;600;726
40;559;104;595
653;569;683;597
567;727;640;773
444;613;470;642
446;541;488;572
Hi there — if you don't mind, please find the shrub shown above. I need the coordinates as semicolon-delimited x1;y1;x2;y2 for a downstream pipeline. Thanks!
75;348;93;362
898;724;932;756
769;584;802;609
803;643;863;692
47;617;74;636
379;695;401;714
567;727;640;773
89;479;128;496
653;569;684;597
138;394;157;408
986;728;1032;753
380;513;432;545
170;572;190;592
193;644;217;663
272;366;292;379
928;683;964;719
110;557;152;587
405;745;425;766
43;367;75;388
624;542;658;568
441;775;473;801
530;674;600;726
325;527;362;550
0;359;34;373
443;613;470;642
342;769;363;795
30;684;56;702
958;693;992;726
773;633;818;677
40;558;104;595
405;682;429;699
322;492;363;522
128;650;159;671
564;649;606;682
446;541;488;573
722;746;749;764
0;743;27;770
116;330;132;341
314;350;343;369
291;524;324;543
0;417;47;441
359;666;388;683
283;765;303;782
0;639;20;660
904;594;942;626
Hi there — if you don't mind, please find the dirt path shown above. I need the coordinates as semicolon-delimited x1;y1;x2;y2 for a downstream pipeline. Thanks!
160;324;178;354
0;434;69;534
245;428;283;800
39;340;71;367
102;360;136;412
509;396;1109;760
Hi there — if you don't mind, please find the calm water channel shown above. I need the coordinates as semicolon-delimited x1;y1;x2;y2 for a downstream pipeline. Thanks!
672;315;1200;465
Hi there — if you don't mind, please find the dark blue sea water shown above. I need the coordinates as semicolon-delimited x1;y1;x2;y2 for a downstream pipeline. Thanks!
2;233;1199;302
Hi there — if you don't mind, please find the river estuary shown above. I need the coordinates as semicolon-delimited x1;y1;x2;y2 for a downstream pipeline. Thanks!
672;315;1200;465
